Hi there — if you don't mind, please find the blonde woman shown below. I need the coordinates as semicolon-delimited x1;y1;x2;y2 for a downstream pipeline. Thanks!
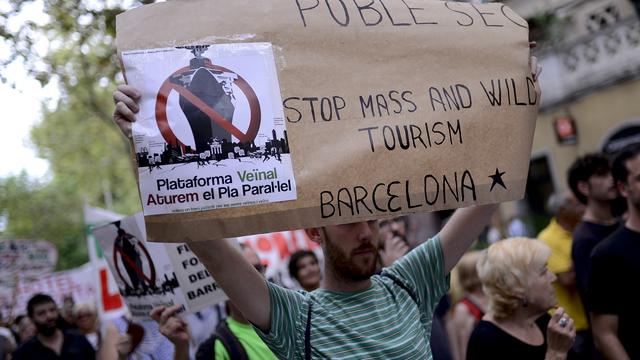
73;302;101;351
467;238;575;360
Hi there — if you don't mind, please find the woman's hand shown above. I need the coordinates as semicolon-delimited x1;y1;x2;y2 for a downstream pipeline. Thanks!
546;307;576;360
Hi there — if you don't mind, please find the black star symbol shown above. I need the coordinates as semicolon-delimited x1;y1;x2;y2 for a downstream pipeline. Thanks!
489;168;507;192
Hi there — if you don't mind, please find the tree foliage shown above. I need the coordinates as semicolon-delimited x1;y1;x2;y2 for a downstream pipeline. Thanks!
0;173;87;269
0;0;153;269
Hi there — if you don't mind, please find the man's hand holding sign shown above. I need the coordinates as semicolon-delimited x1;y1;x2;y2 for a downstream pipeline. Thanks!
113;0;541;357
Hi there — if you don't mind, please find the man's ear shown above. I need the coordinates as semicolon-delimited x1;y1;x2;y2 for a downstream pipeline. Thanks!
617;180;628;199
577;180;590;199
305;228;322;245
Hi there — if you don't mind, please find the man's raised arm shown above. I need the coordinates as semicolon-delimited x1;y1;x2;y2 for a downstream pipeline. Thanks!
439;204;498;273
189;239;271;331
112;86;271;331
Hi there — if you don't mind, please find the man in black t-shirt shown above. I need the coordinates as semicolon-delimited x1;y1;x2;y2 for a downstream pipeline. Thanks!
568;153;619;311
12;294;95;360
589;143;640;359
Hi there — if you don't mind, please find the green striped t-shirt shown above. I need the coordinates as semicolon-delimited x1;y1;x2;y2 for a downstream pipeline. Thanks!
254;235;450;359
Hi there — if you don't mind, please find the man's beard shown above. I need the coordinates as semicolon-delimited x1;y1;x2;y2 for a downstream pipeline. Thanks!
323;229;379;282
35;321;57;337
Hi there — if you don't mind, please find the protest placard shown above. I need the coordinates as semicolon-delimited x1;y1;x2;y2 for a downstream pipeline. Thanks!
0;239;58;281
116;0;539;242
93;213;226;320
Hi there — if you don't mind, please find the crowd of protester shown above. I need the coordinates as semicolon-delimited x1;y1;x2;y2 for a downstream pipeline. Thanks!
1;144;638;360
2;73;638;359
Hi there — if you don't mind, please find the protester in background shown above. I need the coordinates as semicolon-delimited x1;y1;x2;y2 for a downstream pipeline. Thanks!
12;316;35;345
538;192;593;359
102;312;175;360
449;251;486;360
12;293;94;360
288;250;322;292
467;238;575;360
73;302;101;351
58;295;77;330
378;216;411;268
0;313;16;347
568;153;619;313
151;243;276;360
0;313;16;360
589;143;640;359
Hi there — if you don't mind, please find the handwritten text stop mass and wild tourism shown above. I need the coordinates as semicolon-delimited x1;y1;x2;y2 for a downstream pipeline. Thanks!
147;76;537;216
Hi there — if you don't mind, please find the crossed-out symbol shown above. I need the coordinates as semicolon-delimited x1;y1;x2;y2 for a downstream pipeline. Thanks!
113;241;156;289
155;60;261;153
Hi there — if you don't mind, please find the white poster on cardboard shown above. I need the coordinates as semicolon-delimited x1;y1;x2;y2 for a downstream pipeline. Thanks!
122;43;297;215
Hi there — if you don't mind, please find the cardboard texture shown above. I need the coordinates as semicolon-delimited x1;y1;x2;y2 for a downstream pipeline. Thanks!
116;0;539;242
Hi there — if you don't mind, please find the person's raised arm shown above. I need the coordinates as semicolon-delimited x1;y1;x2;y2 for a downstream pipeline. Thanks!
112;89;271;332
189;239;271;331
439;204;498;273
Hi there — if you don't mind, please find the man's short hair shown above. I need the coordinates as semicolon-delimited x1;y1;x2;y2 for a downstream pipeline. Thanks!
27;293;56;318
612;143;640;185
568;153;611;204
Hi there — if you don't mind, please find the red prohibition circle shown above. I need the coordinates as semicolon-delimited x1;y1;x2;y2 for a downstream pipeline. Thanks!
155;61;261;153
113;241;156;289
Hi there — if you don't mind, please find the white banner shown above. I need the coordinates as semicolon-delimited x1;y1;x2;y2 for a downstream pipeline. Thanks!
0;263;95;318
0;239;58;282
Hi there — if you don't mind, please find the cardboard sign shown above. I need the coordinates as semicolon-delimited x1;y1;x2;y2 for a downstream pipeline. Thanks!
116;0;539;242
93;213;227;320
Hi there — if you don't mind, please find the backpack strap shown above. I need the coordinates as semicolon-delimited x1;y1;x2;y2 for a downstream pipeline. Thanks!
304;300;313;360
210;320;249;360
381;271;419;305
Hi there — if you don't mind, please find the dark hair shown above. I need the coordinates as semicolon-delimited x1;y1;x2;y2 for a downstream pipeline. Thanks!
27;293;55;318
568;153;611;204
612;143;640;185
13;314;25;325
288;250;317;281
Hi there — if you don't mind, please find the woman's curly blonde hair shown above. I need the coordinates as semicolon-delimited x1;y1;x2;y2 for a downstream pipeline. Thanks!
476;237;550;319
